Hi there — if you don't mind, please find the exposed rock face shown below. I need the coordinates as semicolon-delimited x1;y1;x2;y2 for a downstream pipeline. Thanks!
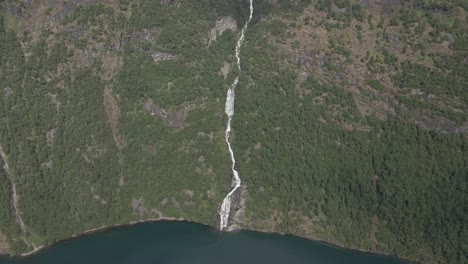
3;88;13;98
206;16;237;45
151;52;177;62
132;197;164;219
103;88;123;146
226;185;247;231
150;208;164;219
0;232;9;255
331;3;347;13
46;128;57;147
184;190;194;198
131;197;148;217
123;28;160;48
219;62;231;79
144;99;189;129
47;93;61;113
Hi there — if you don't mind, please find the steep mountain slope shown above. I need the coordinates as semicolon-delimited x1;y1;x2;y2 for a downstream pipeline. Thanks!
234;1;467;263
0;0;247;254
0;0;466;263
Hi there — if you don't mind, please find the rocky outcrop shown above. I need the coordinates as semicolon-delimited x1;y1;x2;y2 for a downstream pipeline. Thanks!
46;128;57;147
226;185;247;231
124;28;160;46
132;197;164;219
205;16;237;46
151;52;177;62
131;197;148;217
144;99;189;129
3;88;13;98
0;232;9;255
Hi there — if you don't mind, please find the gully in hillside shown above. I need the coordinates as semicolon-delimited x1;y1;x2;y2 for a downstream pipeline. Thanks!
218;0;254;231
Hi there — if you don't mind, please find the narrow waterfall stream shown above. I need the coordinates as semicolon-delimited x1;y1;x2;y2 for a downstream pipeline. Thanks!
219;0;254;230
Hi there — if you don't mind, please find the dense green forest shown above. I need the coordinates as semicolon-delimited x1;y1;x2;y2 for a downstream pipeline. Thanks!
234;1;467;263
0;0;466;263
0;0;242;255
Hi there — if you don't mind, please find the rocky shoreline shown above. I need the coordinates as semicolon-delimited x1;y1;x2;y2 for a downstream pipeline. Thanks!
0;218;412;264
14;217;186;258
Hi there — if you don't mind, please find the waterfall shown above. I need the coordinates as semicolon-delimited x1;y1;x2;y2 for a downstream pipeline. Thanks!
219;0;254;230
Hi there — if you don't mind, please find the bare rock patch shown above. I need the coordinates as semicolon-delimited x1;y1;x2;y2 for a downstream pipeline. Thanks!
46;128;57;146
103;87;123;146
0;232;9;255
151;52;177;62
131;197;148;217
144;99;191;129
206;16;237;45
3;88;14;98
219;62;231;79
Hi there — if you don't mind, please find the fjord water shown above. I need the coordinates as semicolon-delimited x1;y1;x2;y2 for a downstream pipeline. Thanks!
0;222;405;264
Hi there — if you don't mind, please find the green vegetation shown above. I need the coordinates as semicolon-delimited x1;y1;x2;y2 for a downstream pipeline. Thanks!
366;79;385;92
0;0;466;263
233;1;467;264
0;166;27;255
0;0;244;254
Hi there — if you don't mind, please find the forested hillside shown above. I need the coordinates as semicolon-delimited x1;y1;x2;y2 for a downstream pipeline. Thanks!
0;0;244;254
235;1;467;263
0;0;466;263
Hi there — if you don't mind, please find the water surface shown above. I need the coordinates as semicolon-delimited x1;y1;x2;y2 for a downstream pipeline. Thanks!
0;222;406;264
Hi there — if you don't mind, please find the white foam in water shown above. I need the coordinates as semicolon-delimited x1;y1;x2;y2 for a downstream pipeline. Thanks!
219;0;254;230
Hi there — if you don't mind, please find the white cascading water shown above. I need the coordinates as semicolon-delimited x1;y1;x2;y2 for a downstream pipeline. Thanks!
219;0;253;230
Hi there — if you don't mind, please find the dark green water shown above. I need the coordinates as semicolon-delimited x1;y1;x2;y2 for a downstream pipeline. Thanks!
0;222;406;264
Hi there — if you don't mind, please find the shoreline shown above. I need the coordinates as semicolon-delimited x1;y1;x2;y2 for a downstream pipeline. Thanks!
241;227;415;264
17;217;188;258
1;219;413;263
